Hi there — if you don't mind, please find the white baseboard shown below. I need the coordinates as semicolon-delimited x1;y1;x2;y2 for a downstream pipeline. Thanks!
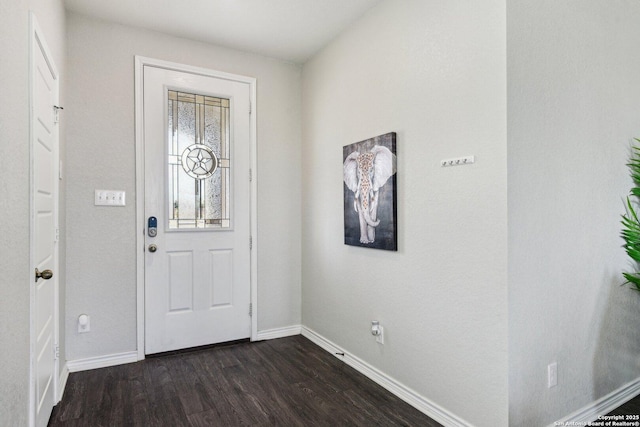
300;326;473;427
67;351;138;373
65;326;303;373
550;376;640;427
255;324;302;341
57;363;69;402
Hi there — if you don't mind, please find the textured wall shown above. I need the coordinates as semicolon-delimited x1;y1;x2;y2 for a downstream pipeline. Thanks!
0;0;66;424
65;14;301;360
301;1;508;425
507;1;640;425
0;2;31;423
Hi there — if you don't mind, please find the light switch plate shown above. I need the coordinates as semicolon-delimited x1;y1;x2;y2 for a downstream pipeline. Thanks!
95;190;126;206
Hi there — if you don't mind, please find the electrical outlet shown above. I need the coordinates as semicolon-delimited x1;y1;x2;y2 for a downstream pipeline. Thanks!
78;314;90;333
376;326;384;344
371;321;384;344
548;362;557;388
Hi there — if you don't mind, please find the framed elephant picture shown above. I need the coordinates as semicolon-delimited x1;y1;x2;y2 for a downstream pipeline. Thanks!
343;132;397;251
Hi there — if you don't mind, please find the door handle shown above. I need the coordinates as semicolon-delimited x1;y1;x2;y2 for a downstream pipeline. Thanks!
148;244;157;253
35;268;53;282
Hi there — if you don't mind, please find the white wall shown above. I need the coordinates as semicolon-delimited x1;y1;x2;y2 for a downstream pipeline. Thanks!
0;0;66;423
65;13;301;360
301;1;508;425
507;1;640;425
7;1;639;424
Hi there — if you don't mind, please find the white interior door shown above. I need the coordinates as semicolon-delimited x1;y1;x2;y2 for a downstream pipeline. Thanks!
31;17;59;427
143;64;252;354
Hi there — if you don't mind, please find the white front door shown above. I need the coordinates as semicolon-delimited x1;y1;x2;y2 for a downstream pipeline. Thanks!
143;64;252;354
31;16;59;427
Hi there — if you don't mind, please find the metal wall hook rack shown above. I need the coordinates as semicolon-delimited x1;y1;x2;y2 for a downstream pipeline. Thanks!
441;155;475;167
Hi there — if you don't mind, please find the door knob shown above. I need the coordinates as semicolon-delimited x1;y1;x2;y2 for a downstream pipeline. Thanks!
35;268;53;282
148;244;157;253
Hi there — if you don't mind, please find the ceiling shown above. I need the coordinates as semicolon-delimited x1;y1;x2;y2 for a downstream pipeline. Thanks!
63;0;383;64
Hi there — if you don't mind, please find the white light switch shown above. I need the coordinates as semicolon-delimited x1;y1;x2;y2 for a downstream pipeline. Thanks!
95;190;126;206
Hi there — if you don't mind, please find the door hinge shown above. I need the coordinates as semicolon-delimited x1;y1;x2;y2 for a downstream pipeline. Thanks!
249;236;253;250
55;227;60;242
54;345;60;359
249;101;252;115
53;105;63;124
249;303;253;317
249;168;252;182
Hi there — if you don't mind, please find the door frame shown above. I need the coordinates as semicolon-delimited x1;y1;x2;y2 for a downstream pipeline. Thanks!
29;12;61;426
134;56;258;360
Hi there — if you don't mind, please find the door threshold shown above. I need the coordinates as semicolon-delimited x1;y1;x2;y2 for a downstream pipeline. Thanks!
145;338;251;358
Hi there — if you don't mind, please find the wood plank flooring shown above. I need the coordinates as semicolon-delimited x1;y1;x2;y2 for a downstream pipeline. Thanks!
49;335;441;426
607;393;640;418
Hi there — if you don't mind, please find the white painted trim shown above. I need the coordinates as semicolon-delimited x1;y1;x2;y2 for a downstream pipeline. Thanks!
134;56;145;361
29;13;60;427
550;376;640;427
249;78;258;342
57;364;69;401
67;351;139;373
301;326;473;427
134;56;258;358
255;325;302;341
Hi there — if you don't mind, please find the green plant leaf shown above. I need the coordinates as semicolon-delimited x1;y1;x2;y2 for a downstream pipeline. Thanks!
627;198;640;224
623;272;640;291
621;143;640;288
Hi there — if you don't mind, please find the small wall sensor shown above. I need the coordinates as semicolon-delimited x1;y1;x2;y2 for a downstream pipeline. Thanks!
371;320;381;336
371;321;384;344
78;314;90;333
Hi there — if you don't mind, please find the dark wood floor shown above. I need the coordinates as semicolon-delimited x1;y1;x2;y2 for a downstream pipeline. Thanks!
607;393;640;417
48;335;441;426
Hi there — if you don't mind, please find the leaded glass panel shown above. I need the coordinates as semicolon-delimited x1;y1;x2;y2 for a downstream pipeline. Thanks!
167;90;230;229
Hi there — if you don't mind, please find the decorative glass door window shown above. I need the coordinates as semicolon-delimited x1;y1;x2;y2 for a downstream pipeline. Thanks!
167;90;230;229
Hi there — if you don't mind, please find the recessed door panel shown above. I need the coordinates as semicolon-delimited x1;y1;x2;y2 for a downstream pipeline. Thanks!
168;251;194;312
210;249;233;307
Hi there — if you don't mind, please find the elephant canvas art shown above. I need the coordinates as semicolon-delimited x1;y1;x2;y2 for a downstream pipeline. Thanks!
343;132;397;251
